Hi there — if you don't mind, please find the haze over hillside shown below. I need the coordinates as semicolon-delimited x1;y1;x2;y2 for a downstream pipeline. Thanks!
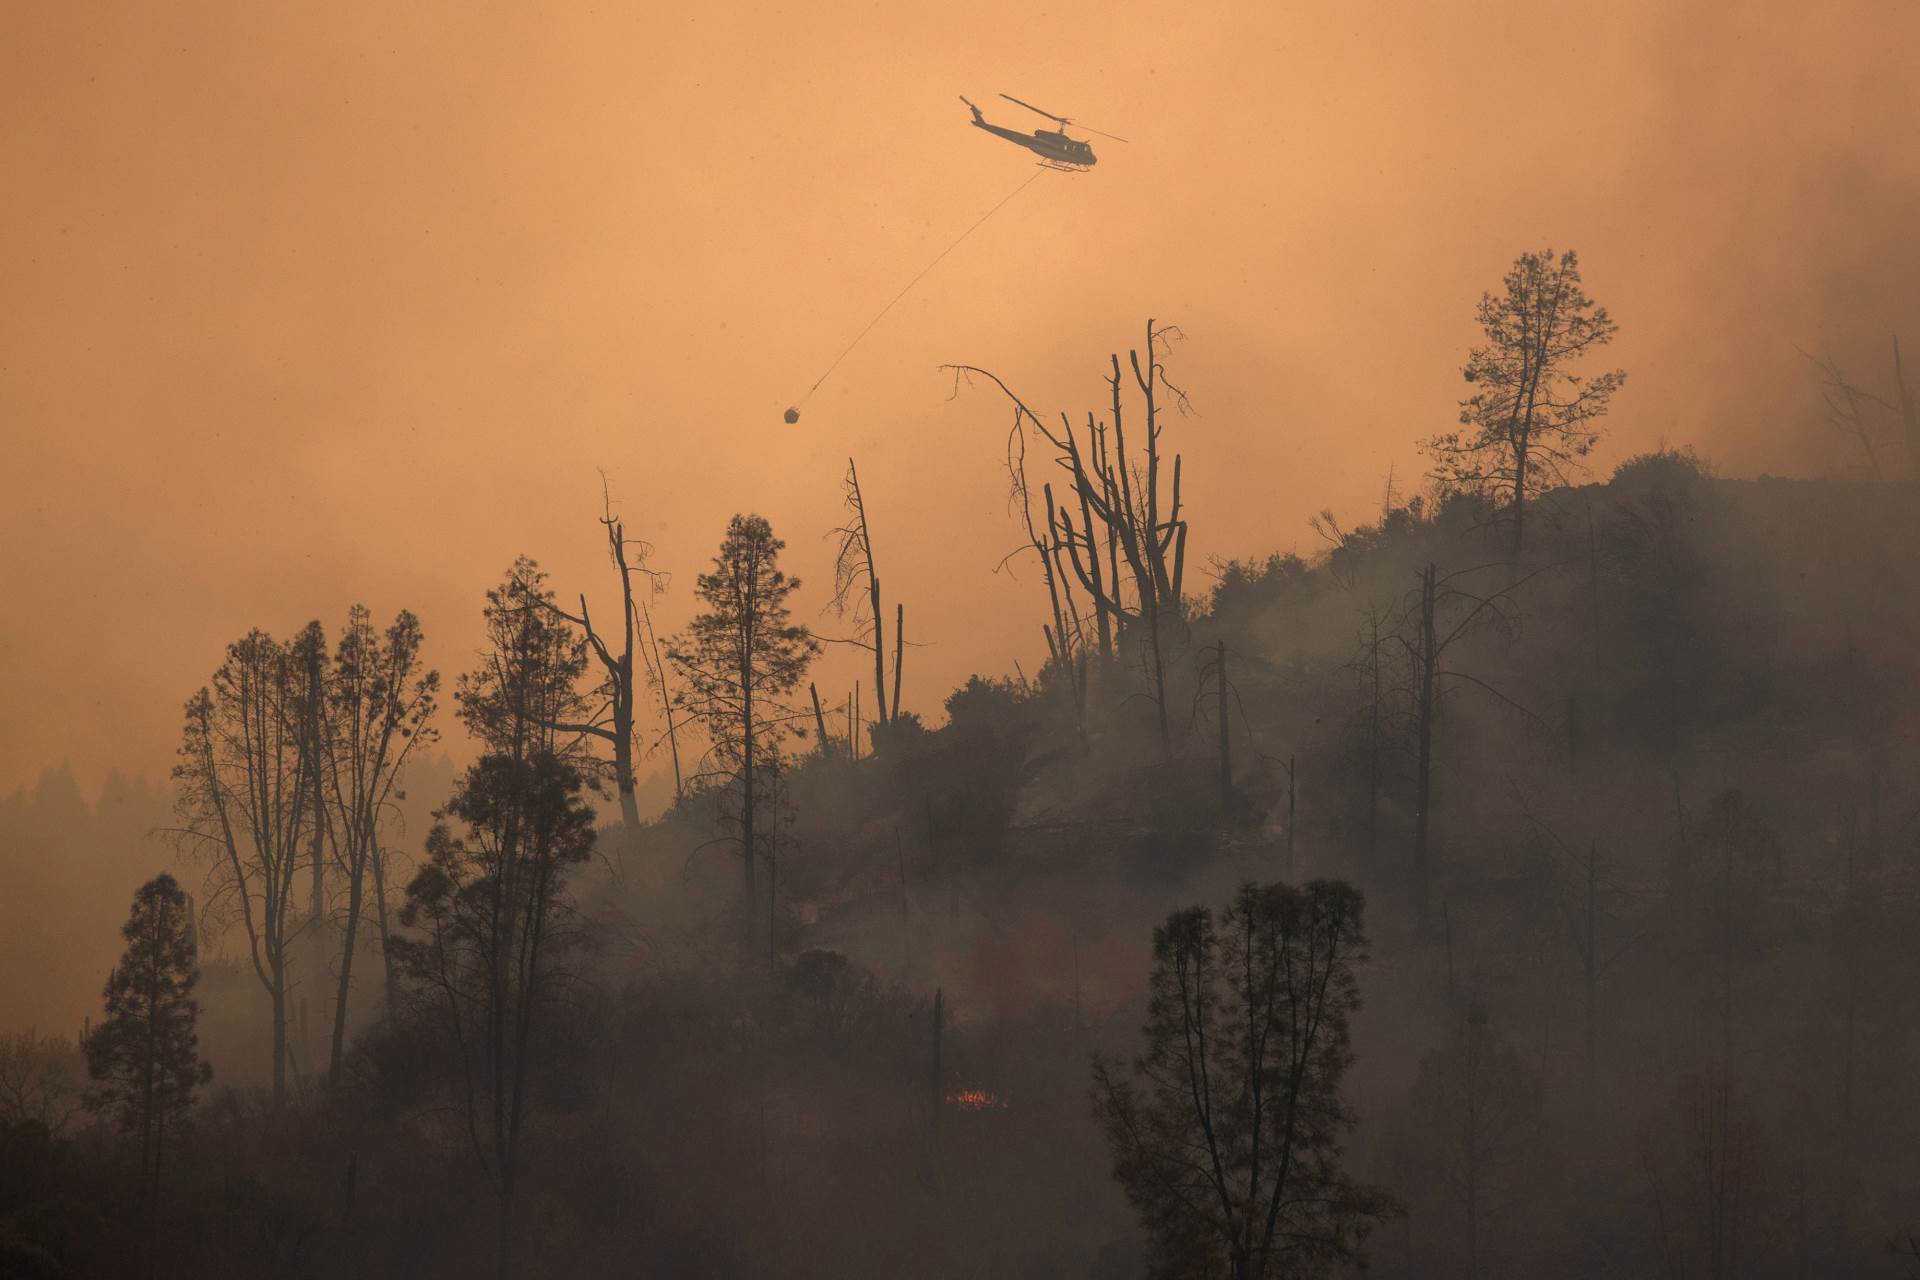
5;0;1918;795
4;3;1919;1277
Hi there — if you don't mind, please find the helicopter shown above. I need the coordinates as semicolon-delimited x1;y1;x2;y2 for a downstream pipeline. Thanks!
960;93;1127;171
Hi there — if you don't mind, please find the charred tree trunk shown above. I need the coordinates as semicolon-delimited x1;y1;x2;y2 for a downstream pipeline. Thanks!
870;571;888;727
148;1106;166;1259
930;987;944;1141
1036;483;1075;677
946;320;1189;754
1464;1008;1483;1279
741;622;758;954
1146;591;1171;757
1215;640;1233;813
838;459;908;734
538;498;662;846
1365;609;1382;865
895;828;911;976
1079;476;1113;660
1895;334;1920;475
1415;563;1438;938
1567;689;1581;780
892;602;904;727
1584;840;1598;1081
610;666;640;834
1286;755;1297;881
138;918;160;1204
303;639;331;1068
1842;815;1859;1141
370;849;399;1017
767;777;781;969
270;951;288;1106
641;594;684;805
1511;433;1530;563
810;682;832;758
607;520;642;835
328;859;364;1084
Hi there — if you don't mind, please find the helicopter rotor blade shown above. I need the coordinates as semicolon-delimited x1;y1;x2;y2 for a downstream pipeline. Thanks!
999;92;1067;125
999;92;1129;143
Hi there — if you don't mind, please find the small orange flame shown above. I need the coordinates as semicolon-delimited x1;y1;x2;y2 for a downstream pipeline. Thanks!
944;1088;1008;1112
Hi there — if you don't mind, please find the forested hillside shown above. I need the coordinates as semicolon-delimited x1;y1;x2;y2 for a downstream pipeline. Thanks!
6;304;1919;1277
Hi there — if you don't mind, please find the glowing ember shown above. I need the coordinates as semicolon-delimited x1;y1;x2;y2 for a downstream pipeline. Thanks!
944;1088;1008;1112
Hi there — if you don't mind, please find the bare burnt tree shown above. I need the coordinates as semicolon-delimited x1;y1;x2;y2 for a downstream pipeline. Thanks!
1800;346;1895;478
977;389;1088;692
1356;603;1389;864
1893;1231;1920;1279
1897;335;1920;473
945;319;1192;751
1521;813;1640;1086
1688;791;1781;1076
1203;638;1234;813
1568;839;1639;1080
1798;337;1920;479
1382;562;1544;936
636;566;687;805
0;1032;86;1135
322;605;438;1083
1404;1002;1542;1276
808;681;833;760
172;626;325;1106
829;457;906;735
1425;250;1625;559
532;484;668;843
1678;1066;1760;1280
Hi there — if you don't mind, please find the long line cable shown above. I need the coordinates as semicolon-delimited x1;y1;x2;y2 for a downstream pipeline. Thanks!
789;167;1049;420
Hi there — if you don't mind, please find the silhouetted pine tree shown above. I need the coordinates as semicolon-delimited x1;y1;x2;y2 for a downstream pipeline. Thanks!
84;872;211;1225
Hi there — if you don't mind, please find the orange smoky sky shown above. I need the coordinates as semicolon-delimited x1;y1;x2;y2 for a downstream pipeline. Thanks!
3;0;1917;796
